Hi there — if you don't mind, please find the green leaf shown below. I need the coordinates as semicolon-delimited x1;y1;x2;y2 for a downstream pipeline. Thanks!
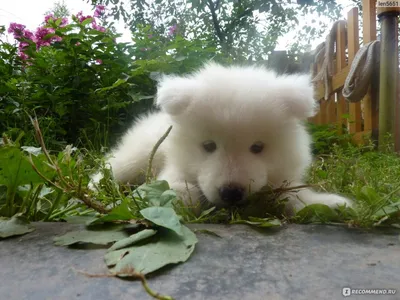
104;226;197;275
88;199;135;225
231;217;282;228
295;204;339;223
0;146;54;187
81;17;94;27
0;214;35;238
135;180;176;207
108;229;157;252
140;207;183;236
94;78;127;93
197;206;216;219
63;215;98;224
53;227;129;246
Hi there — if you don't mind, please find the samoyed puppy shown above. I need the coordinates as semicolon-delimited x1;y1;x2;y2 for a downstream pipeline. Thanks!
96;63;353;214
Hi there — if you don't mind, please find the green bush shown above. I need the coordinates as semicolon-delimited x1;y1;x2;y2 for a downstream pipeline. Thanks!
0;8;225;150
306;122;354;155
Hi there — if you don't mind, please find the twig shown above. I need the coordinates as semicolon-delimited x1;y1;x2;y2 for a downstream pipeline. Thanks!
28;155;64;190
146;126;172;184
272;184;315;194
28;117;110;214
207;0;225;44
76;267;174;300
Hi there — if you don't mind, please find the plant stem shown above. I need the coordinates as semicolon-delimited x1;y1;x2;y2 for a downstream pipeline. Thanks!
146;125;172;184
44;189;63;221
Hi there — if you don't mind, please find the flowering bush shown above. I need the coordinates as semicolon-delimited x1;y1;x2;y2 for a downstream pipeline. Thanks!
0;6;225;150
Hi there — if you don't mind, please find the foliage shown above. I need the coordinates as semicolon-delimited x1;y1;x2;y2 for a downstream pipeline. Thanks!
1;121;400;229
0;214;35;238
307;139;400;228
306;122;354;155
88;0;343;61
0;6;226;150
44;0;71;19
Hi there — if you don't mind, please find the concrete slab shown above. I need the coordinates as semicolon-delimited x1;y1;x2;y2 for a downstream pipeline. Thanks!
0;223;399;300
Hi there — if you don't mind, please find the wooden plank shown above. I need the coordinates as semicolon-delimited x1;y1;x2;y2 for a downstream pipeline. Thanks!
362;0;378;134
327;96;337;123
314;65;350;100
336;20;347;133
316;62;325;124
363;0;377;44
347;7;362;134
353;131;372;144
320;100;327;124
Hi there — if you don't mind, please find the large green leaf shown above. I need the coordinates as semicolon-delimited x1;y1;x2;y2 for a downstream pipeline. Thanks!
107;229;157;252
135;180;176;207
104;226;198;275
140;207;183;236
0;215;35;238
0;146;54;187
53;227;129;246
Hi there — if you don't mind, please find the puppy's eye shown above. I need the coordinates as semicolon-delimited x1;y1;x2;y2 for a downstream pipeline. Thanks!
250;141;264;154
203;140;217;153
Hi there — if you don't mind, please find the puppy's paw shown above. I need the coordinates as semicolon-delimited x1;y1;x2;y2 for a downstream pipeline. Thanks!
284;189;354;216
317;193;354;209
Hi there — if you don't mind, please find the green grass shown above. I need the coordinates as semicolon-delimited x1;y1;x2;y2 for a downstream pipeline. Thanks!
1;122;400;229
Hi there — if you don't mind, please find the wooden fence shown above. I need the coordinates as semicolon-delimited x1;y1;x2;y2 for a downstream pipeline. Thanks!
310;0;400;152
308;0;380;144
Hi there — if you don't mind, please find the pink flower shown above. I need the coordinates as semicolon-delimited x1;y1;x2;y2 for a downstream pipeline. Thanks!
91;19;106;32
18;52;29;60
34;26;60;49
94;5;106;17
60;17;69;27
168;24;177;36
44;14;55;23
76;11;92;23
23;29;34;40
19;41;29;51
75;42;81;46
45;14;68;27
8;23;26;39
95;59;103;64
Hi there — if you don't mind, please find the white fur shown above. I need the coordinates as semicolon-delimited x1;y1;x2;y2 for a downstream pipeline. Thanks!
98;63;353;213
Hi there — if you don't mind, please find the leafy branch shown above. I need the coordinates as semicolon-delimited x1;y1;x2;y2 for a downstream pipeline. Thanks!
29;117;110;214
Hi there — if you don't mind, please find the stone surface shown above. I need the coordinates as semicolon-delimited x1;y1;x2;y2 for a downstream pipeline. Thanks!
0;222;399;300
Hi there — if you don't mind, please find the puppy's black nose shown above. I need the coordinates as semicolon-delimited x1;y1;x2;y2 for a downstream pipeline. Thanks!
219;184;245;204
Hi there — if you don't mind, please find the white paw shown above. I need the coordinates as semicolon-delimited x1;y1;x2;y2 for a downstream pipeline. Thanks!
284;190;354;215
320;194;354;209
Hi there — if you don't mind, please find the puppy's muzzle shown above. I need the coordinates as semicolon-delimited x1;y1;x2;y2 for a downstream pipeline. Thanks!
219;183;245;204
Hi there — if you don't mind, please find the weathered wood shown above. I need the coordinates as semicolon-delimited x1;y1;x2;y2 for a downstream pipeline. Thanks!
347;7;362;134
362;0;378;135
336;20;347;133
314;66;350;100
378;9;400;150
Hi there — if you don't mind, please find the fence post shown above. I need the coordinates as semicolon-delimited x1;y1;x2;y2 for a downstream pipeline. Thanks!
347;8;362;135
362;0;378;142
336;21;347;134
376;3;400;151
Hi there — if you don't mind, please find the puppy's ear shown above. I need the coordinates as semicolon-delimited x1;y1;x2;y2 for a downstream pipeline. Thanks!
280;73;317;120
155;75;198;115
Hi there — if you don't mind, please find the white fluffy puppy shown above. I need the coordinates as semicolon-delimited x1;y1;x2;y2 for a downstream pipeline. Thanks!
102;63;353;213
